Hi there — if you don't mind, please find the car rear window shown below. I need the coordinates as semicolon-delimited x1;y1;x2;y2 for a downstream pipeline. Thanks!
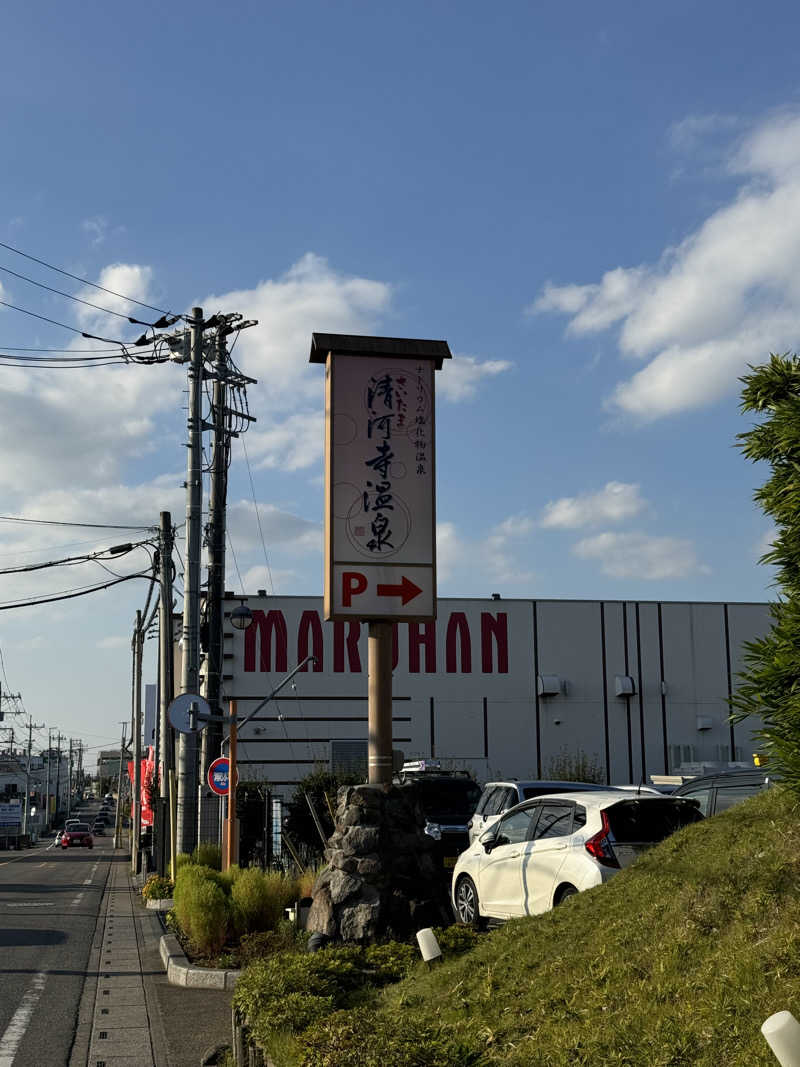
606;799;703;843
72;824;91;833
415;779;483;822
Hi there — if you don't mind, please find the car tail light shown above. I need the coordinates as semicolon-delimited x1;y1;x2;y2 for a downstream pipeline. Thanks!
584;810;619;868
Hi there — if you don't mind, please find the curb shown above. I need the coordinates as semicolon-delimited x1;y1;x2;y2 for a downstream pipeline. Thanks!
159;933;242;991
146;897;174;911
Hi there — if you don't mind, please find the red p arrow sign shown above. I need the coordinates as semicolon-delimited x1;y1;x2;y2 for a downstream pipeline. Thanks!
376;576;423;605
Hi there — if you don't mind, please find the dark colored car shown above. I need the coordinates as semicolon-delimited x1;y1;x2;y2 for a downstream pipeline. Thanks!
61;823;93;849
670;769;773;816
397;762;483;876
92;822;105;835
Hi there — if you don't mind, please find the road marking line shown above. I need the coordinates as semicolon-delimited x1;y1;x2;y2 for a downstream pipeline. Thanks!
83;878;92;885
6;902;55;908
0;971;46;1067
71;894;84;906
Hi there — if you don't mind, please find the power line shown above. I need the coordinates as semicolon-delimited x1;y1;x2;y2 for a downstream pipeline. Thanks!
0;350;157;363
226;530;245;594
241;438;275;595
0;538;154;576
0;516;155;530
0;345;138;352
0;296;129;342
0;239;175;316
0;570;152;611
0;262;159;324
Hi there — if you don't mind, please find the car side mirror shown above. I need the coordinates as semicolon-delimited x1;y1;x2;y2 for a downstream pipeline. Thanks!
482;832;498;853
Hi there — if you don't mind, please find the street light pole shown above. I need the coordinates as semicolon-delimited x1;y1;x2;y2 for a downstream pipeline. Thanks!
21;717;44;837
132;610;143;874
113;722;127;850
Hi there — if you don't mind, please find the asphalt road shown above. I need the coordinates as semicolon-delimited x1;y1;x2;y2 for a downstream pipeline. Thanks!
0;807;112;1067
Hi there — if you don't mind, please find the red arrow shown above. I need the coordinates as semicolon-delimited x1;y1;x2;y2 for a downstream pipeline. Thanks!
376;576;423;606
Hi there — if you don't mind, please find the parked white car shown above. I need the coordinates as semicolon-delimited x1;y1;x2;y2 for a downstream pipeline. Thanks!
452;790;704;926
468;780;619;845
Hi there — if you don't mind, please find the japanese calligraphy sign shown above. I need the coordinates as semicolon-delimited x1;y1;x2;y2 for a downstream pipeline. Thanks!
315;335;449;621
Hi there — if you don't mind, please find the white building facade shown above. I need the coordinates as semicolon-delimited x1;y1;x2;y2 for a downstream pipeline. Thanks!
218;595;770;795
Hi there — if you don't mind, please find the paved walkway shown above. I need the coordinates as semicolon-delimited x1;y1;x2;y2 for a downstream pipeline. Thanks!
70;857;232;1067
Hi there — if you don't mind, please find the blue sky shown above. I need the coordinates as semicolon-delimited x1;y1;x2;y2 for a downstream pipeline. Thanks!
0;1;796;758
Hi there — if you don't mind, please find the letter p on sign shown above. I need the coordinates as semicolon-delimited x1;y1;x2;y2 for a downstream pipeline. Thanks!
342;571;367;607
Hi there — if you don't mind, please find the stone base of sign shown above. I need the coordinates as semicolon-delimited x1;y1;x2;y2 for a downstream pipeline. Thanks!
306;784;451;944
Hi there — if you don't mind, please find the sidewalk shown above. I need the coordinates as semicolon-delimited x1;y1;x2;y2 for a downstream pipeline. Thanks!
70;854;232;1067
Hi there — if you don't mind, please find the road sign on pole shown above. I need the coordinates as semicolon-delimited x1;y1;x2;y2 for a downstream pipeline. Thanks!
208;755;233;796
168;693;211;734
311;333;451;623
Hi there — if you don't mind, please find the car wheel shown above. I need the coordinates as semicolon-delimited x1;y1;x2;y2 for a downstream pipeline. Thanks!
555;884;578;905
454;875;484;929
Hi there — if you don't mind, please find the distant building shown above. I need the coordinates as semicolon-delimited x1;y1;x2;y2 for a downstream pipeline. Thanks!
97;750;122;791
205;595;771;799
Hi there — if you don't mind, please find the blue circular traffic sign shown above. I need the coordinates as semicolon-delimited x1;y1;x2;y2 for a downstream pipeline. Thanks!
208;756;232;796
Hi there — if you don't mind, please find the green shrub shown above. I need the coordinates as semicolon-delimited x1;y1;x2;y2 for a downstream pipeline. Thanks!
142;875;173;902
250;992;334;1045
261;870;300;927
232;868;274;936
192;842;222;869
187;879;230;957
174;864;231;948
239;922;302;966
175;852;193;870
362;942;417;983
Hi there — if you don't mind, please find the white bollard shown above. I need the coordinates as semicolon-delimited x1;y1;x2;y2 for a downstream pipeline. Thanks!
762;1011;800;1066
416;927;442;963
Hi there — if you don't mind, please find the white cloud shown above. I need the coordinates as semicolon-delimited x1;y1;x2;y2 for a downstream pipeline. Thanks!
75;263;154;330
246;413;323;471
436;521;467;581
531;111;800;420
202;254;392;414
226;499;322;559
573;531;708;579
540;482;646;529
437;355;513;402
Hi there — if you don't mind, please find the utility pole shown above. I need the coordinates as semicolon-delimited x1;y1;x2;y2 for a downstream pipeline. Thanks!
54;733;63;822
177;307;205;856
45;728;53;831
21;717;44;836
199;327;230;842
113;722;127;850
67;740;76;818
132;610;143;874
158;511;175;875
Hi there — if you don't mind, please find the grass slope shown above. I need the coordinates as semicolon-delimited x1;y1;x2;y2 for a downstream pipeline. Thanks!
296;787;800;1066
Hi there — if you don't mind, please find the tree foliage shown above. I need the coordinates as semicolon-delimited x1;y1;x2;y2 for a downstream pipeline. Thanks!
734;353;800;792
283;768;362;860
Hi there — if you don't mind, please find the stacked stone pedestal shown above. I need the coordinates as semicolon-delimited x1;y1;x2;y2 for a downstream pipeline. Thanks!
306;783;449;943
